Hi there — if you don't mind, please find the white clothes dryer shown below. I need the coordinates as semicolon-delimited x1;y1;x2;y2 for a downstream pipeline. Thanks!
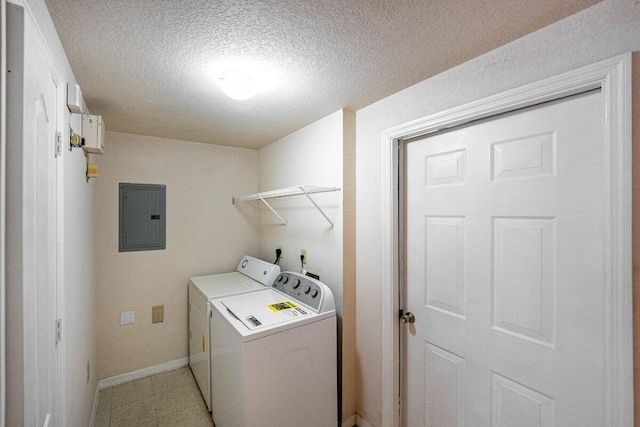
210;271;337;427
188;255;280;411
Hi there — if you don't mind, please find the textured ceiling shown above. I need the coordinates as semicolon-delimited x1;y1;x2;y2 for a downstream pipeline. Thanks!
44;0;600;149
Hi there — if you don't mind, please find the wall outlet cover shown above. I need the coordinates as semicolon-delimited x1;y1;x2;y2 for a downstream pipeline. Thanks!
152;305;164;323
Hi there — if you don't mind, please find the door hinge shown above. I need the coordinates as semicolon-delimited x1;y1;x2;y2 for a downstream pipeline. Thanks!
55;132;63;157
55;317;63;343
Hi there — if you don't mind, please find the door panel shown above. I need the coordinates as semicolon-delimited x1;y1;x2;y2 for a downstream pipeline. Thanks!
403;90;604;426
25;12;59;426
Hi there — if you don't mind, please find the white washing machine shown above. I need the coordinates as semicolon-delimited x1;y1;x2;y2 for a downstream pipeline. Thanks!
210;271;337;427
188;255;280;411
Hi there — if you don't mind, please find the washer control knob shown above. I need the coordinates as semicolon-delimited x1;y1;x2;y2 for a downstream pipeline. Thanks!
304;285;311;294
282;276;289;284
276;274;284;282
311;289;319;298
292;279;301;289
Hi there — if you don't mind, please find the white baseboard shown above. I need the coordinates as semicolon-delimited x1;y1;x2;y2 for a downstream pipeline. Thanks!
341;413;357;427
341;412;373;427
88;384;100;427
97;357;189;390
356;414;374;427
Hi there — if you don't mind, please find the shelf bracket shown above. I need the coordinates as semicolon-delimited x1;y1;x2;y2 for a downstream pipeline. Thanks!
302;190;334;227
259;195;287;226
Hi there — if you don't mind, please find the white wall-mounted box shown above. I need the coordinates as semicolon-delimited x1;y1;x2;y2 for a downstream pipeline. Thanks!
67;83;83;113
82;114;104;154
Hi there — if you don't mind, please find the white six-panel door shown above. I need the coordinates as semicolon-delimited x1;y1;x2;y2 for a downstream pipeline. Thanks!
403;90;605;426
22;9;59;425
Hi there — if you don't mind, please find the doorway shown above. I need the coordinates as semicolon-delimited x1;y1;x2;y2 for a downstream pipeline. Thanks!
379;54;632;427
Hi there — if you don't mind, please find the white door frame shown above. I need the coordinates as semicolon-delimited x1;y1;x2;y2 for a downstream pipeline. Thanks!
0;1;7;426
380;53;633;427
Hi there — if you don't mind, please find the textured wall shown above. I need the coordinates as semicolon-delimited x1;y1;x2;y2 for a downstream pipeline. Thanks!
354;0;640;425
633;51;640;427
256;110;356;421
94;132;258;379
342;109;357;423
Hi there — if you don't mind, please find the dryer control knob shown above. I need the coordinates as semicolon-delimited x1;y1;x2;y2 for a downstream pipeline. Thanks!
292;279;300;289
311;289;319;298
304;285;311;294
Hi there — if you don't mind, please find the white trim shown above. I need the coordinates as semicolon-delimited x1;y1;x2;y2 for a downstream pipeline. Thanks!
88;384;100;427
355;414;374;427
0;1;6;426
380;53;633;427
16;0;62;86
97;357;189;390
54;81;67;427
341;413;357;427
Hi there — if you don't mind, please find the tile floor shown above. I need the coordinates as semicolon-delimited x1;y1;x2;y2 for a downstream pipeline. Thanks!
96;366;214;427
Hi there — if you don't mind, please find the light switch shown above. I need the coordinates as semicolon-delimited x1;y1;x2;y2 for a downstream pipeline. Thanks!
120;311;135;325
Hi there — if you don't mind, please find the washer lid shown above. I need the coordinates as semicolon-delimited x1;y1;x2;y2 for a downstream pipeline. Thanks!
220;289;312;330
189;272;265;299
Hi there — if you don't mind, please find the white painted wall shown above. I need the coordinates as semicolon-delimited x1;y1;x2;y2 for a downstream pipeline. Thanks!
256;109;356;421
5;0;98;425
94;131;258;379
354;1;640;425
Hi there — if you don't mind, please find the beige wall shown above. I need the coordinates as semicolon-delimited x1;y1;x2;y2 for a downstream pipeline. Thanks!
342;110;357;423
632;52;640;427
354;1;640;425
95;131;258;378
256;109;356;421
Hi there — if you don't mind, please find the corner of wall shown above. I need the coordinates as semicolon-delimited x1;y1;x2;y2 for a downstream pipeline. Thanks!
342;108;358;418
631;51;640;427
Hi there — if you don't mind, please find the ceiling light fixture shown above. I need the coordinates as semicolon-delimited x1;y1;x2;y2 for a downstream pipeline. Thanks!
218;69;255;101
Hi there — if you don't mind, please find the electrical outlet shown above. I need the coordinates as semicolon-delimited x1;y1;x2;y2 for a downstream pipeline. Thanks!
152;305;164;323
301;248;307;264
120;311;135;325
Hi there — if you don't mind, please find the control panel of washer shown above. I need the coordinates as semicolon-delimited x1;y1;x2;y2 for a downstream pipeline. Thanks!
271;271;328;312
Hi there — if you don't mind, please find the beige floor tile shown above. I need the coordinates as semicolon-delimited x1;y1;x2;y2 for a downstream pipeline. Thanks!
154;384;201;418
151;367;193;394
95;410;110;427
157;408;214;427
97;368;209;426
112;377;154;408
110;396;157;427
97;387;113;415
188;380;208;411
136;420;159;427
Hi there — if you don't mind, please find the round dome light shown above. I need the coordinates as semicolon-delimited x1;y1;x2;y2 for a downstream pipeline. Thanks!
218;69;255;101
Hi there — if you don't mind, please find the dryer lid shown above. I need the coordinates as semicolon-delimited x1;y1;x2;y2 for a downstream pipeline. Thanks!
220;289;313;331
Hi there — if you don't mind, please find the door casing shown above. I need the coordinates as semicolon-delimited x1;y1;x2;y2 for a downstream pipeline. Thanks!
380;53;633;427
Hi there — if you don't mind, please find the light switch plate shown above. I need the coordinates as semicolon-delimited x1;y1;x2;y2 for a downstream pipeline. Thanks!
120;311;135;325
